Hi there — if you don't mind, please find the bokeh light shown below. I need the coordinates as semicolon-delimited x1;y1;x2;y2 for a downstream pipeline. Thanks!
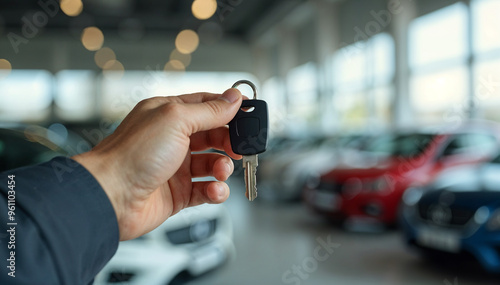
47;123;68;145
192;0;218;20
164;60;186;72
94;47;116;68
60;0;83;17
103;60;125;79
170;49;192;68
0;59;12;79
81;26;104;51
175;29;199;54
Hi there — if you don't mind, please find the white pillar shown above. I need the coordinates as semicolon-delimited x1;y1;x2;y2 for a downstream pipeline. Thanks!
391;0;417;128
312;0;341;134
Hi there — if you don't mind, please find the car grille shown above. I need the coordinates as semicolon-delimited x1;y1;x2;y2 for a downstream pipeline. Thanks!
418;204;475;226
166;219;217;245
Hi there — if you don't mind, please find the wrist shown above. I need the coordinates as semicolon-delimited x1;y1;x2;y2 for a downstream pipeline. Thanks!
72;151;125;234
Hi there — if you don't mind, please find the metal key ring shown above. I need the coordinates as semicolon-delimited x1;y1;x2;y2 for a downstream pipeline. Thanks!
232;80;257;99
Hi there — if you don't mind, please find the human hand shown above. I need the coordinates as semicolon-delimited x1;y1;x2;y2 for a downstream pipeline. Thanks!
73;89;243;241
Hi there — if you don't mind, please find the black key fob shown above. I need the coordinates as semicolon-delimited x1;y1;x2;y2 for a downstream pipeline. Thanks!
229;99;268;155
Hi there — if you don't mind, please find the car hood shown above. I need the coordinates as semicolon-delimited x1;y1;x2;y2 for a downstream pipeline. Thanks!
421;163;500;209
321;156;416;181
433;163;500;192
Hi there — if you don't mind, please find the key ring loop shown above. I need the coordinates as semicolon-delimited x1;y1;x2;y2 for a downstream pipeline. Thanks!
232;80;257;99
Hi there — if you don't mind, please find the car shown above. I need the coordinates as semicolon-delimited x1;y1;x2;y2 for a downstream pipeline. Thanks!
401;153;500;273
257;136;331;202
94;203;235;285
303;123;500;228
0;123;88;171
258;135;369;202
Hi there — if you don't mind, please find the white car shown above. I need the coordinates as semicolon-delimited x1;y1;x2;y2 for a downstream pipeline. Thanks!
94;204;235;285
258;135;369;202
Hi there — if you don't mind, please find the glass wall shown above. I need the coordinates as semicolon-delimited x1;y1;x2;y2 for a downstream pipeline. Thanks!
0;70;53;122
409;0;500;124
0;70;257;122
330;33;394;130
409;2;469;125
286;62;318;131
261;76;286;135
55;70;97;121
472;0;500;121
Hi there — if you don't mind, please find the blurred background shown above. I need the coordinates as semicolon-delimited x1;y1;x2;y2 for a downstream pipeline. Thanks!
2;0;500;284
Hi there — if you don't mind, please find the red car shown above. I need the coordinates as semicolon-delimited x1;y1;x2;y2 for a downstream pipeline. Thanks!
304;125;500;228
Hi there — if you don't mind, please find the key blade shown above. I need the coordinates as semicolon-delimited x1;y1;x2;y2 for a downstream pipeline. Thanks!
243;155;258;201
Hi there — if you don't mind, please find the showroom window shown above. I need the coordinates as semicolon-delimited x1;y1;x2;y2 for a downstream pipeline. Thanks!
286;62;318;131
409;2;469;125
100;71;258;119
331;33;394;130
0;70;53;122
262;76;286;135
55;70;97;121
472;0;500;121
472;0;500;54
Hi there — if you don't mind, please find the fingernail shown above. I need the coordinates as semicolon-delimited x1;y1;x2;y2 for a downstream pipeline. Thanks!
220;88;240;103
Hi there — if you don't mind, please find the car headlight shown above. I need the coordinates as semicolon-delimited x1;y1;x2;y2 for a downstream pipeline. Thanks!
486;209;500;231
371;177;388;192
365;176;393;193
402;187;424;206
341;176;393;196
342;177;363;199
474;206;490;225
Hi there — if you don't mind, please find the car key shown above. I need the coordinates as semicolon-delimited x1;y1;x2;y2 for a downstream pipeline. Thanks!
228;80;268;201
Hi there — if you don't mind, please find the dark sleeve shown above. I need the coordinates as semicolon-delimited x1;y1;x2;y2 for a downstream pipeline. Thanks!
0;157;119;285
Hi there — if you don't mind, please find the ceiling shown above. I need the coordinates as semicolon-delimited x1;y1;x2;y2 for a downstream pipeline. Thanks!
0;0;306;41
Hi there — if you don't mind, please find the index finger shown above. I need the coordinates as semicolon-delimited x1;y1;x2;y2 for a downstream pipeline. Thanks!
176;90;250;103
190;127;242;160
177;92;222;103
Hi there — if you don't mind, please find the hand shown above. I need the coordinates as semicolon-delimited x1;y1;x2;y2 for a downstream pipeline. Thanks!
72;88;243;241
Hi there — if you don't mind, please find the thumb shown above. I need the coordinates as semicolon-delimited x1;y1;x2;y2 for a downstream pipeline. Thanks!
184;88;242;133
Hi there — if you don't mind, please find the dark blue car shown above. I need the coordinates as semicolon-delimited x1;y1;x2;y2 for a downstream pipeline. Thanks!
401;154;500;273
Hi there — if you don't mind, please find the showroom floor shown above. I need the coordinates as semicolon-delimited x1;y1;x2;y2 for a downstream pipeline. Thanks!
187;179;499;285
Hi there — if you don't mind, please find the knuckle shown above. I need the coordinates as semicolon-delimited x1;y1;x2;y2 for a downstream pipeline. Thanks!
205;100;224;117
137;97;178;111
159;102;184;118
135;98;150;110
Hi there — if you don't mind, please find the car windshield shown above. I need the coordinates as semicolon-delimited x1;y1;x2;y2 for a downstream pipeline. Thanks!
362;133;435;158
